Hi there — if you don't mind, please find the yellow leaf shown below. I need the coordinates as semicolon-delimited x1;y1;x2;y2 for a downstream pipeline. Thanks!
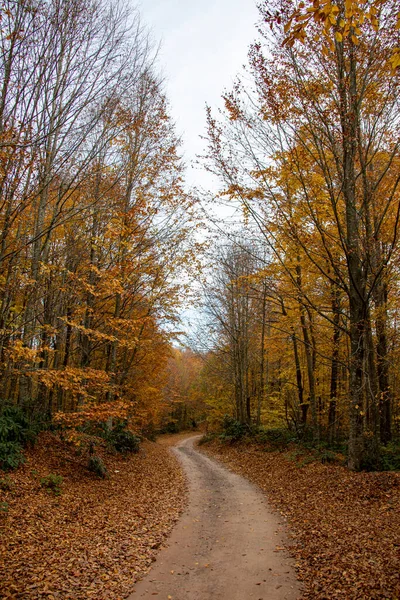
371;16;379;31
335;31;343;42
389;50;400;70
284;20;292;34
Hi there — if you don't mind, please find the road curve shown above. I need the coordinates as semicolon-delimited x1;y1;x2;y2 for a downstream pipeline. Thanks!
128;435;301;600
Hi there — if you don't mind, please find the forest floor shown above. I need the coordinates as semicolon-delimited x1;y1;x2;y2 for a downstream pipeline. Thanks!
2;432;399;600
0;432;186;600
201;438;400;600
129;435;300;600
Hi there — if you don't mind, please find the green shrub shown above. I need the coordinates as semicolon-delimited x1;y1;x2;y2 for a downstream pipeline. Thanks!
220;415;251;442
0;501;9;513
161;421;179;434
80;419;141;454
318;448;337;464
0;405;39;444
40;474;63;495
256;427;297;448
0;405;44;471
380;442;400;471
88;455;107;478
0;441;24;470
198;433;218;445
106;421;140;454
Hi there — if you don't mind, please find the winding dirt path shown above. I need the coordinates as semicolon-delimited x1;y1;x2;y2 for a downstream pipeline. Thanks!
129;435;301;600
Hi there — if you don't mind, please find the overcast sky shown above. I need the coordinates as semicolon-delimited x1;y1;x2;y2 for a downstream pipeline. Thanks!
138;0;259;190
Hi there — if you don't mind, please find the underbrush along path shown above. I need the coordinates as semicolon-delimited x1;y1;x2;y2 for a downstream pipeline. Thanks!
130;435;301;600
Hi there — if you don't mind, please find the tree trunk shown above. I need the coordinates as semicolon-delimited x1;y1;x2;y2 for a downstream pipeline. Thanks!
329;280;341;444
374;282;392;444
336;35;368;470
256;283;267;426
292;330;306;425
296;259;317;433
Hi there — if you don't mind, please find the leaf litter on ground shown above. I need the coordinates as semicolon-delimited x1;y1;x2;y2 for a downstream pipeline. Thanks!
200;438;400;600
0;432;187;599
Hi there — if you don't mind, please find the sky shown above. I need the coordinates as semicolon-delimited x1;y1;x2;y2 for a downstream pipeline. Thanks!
138;0;260;190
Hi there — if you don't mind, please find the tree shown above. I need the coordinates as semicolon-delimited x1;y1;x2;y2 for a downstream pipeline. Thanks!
0;0;197;437
204;0;400;468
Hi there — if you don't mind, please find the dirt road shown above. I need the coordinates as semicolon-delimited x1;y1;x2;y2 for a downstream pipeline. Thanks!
129;435;301;600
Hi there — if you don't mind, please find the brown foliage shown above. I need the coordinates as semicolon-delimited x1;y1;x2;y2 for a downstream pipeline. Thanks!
0;433;186;599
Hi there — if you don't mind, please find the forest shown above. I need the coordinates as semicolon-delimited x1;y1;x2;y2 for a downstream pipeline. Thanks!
0;0;198;458
1;0;399;472
1;0;400;598
195;0;400;472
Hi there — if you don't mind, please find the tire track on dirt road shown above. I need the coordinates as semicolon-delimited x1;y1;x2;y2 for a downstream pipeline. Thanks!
129;435;301;600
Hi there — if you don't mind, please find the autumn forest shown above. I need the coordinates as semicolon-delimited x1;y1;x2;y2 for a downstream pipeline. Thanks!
1;0;400;598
